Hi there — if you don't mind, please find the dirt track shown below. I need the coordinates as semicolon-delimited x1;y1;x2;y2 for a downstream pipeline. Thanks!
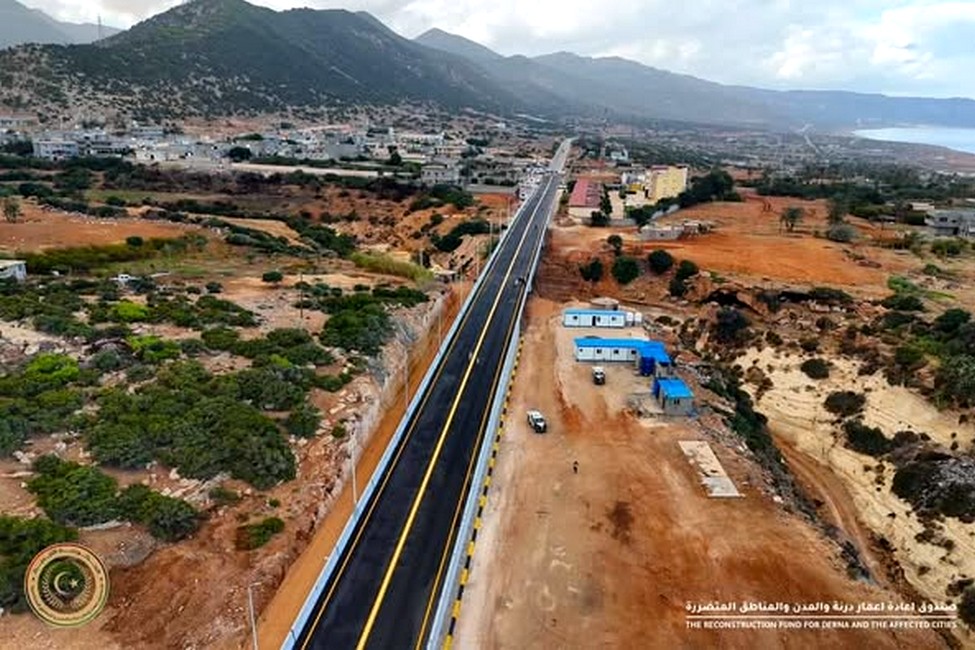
455;298;943;649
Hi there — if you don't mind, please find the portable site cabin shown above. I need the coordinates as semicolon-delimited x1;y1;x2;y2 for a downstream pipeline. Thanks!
652;377;694;416
573;338;672;376
562;308;627;329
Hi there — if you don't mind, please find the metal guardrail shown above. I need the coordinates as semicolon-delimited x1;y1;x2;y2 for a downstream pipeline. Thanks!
282;181;545;648
426;179;559;649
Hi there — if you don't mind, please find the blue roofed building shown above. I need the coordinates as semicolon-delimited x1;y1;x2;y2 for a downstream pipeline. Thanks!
573;338;673;376
652;377;694;416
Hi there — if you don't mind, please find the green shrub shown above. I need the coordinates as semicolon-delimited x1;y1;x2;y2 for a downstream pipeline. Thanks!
111;300;150;322
579;258;603;283
284;403;321;438
647;249;674;274
349;252;432;282
826;224;857;242
117;484;200;542
262;271;284;284
208;486;241;507
126;236;144;247
961;587;975;629
611;256;640;285
843;420;893;456
236;516;284;550
800;359;830;379
675;260;700;282
320;304;390;356
824;391;866;418
0;516;78;613
668;276;688;298
205;282;223;294
127;335;181;363
881;293;925;312
27;456;119;526
331;423;348;439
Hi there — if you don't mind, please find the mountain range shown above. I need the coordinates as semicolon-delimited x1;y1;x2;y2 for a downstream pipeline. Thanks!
0;0;973;131
0;0;119;48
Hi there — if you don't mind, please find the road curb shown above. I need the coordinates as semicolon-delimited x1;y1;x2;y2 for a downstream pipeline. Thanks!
442;335;524;649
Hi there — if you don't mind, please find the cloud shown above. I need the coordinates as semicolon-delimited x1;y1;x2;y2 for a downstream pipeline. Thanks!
19;0;975;98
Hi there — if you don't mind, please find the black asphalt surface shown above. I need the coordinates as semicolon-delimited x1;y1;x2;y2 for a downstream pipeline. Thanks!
295;172;562;650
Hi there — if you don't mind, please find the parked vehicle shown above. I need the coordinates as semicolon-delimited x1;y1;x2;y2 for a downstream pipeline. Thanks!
527;409;547;433
592;366;606;385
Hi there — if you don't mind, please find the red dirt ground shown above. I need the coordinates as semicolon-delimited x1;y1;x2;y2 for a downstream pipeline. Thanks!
455;299;944;650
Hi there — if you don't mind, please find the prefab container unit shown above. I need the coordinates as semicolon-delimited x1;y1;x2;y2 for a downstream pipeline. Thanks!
562;309;627;328
574;338;667;364
653;378;694;416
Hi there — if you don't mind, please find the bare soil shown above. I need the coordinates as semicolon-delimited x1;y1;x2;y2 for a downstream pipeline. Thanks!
455;298;943;649
0;202;200;254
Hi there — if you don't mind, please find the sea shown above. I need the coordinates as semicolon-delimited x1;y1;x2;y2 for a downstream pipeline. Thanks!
853;127;975;155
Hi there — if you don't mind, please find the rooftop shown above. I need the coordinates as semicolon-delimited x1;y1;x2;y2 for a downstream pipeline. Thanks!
573;337;671;362
657;377;694;400
564;308;626;317
568;178;601;209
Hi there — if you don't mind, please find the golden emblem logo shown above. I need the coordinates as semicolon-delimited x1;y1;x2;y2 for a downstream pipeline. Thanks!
24;544;110;627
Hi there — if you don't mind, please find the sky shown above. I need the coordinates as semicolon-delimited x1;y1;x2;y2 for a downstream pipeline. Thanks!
23;0;975;99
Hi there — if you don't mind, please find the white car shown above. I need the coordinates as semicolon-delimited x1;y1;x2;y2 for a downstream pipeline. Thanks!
527;410;547;433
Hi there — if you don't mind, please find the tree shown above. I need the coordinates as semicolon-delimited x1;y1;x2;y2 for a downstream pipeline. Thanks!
780;206;804;232
589;211;609;227
579;258;603;283
262;270;284;284
2;197;20;223
713;307;750;344
611;256;640;285
675;260;700;282
227;146;253;163
827;197;848;225
600;188;612;215
387;151;403;166
960;586;975;629
647;249;674;274
607;234;623;256
126;236;144;247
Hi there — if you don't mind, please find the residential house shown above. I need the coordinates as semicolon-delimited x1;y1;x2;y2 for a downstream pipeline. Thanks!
927;209;975;238
422;161;461;185
568;178;602;220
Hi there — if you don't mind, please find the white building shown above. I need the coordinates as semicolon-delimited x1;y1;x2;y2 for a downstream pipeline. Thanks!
0;260;27;282
33;140;79;160
422;162;461;185
562;308;626;328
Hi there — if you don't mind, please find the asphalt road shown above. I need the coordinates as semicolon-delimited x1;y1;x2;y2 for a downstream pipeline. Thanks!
294;171;562;650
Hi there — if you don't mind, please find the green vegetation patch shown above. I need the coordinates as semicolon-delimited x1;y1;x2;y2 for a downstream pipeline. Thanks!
0;516;78;613
236;516;285;550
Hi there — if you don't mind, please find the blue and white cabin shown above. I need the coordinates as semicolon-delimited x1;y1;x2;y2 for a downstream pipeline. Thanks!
573;338;672;376
562;308;627;329
652;377;694;416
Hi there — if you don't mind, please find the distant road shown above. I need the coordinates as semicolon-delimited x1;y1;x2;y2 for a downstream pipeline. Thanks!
288;146;567;649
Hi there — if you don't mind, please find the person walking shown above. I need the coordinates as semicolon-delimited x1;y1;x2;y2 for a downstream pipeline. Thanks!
572;460;578;474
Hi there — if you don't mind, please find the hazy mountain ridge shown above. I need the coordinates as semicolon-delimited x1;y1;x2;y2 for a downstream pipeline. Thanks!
0;0;118;49
1;0;973;129
417;30;975;130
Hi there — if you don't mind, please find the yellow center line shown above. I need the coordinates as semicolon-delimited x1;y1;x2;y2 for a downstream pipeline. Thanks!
355;178;551;649
295;187;544;649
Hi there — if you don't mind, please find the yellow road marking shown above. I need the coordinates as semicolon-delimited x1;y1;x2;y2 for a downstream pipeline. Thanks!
295;185;546;649
356;180;552;649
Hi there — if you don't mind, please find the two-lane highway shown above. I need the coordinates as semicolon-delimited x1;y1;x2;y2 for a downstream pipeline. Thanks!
293;168;563;649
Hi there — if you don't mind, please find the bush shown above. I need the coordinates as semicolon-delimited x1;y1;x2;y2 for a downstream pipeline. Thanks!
126;236;144;247
894;344;925;369
824;391;866;418
647;249;674;274
118;484;200;542
961;587;975;629
611;256;640;285
799;338;820;353
236;517;285;550
668;276;688;298
713;307;750;345
284;403;321;438
111;300;150;322
843;420;893;457
27;456;119;526
208;486;241;507
0;516;78;613
331;423;348;439
205;282;223;294
675;260;700;282
881;294;925;312
934;308;970;335
262;271;284;284
579;258;603;283
800;359;830;379
349;252;432;282
826;224;857;243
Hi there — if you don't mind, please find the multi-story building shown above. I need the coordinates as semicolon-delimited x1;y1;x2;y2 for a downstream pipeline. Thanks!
647;165;689;203
421;161;461;185
33;140;79;160
927;209;975;238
